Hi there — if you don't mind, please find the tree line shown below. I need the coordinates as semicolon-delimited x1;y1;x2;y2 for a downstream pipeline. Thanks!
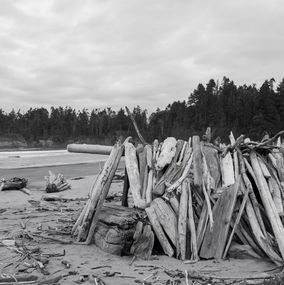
1;77;284;146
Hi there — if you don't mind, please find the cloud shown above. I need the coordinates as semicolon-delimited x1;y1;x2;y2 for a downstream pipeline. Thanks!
0;0;284;113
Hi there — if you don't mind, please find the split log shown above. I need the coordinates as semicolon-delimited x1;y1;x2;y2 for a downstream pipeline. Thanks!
67;143;112;155
145;206;174;257
125;142;147;209
200;178;240;259
250;151;284;260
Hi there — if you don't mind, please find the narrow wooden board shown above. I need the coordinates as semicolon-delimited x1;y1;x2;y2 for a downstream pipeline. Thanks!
200;179;240;259
192;136;203;186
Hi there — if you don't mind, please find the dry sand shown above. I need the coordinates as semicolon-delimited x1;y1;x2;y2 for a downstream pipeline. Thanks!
0;151;277;284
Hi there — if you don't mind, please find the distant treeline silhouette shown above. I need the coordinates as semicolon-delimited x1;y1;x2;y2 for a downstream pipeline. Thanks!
1;77;284;146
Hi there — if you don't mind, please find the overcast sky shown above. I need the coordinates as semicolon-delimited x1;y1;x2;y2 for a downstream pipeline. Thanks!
0;0;283;113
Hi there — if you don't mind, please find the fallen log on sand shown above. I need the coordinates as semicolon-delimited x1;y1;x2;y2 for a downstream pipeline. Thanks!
67;143;112;155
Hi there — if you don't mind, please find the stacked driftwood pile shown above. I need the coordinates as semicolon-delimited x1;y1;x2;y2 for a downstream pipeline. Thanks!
72;129;284;264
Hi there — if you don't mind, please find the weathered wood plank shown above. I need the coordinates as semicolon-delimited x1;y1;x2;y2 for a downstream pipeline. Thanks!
200;179;240;259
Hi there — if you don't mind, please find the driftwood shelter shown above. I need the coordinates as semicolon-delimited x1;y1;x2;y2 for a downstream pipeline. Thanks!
69;118;284;265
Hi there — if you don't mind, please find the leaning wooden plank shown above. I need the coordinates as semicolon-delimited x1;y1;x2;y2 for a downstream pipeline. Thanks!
145;206;174;257
125;106;146;145
201;147;214;229
131;224;155;260
242;156;268;237
125;142;147;209
166;152;193;193
67;143;112;155
220;151;235;187
192;136;203;186
178;180;188;260
146;169;153;204
229;131;239;180
137;145;147;193
153;140;184;196
169;195;180;216
187;179;198;261
202;144;221;190
245;195;283;264
122;167;129;207
250;151;284;260
85;141;126;244
196;199;209;251
223;179;249;259
76;144;120;241
72;199;89;236
200;178;240;259
257;156;271;179
268;177;283;214
152;198;178;248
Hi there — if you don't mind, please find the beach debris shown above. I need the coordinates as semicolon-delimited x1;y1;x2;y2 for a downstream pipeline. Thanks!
0;274;38;284
0;177;30;195
44;171;71;193
41;195;87;202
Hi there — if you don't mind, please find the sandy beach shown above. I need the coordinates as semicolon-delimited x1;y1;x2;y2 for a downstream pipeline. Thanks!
0;150;277;284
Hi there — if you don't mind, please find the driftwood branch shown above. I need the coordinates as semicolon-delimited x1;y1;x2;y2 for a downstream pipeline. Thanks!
125;106;146;145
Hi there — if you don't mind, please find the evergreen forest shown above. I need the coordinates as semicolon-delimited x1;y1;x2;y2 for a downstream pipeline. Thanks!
1;77;284;146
